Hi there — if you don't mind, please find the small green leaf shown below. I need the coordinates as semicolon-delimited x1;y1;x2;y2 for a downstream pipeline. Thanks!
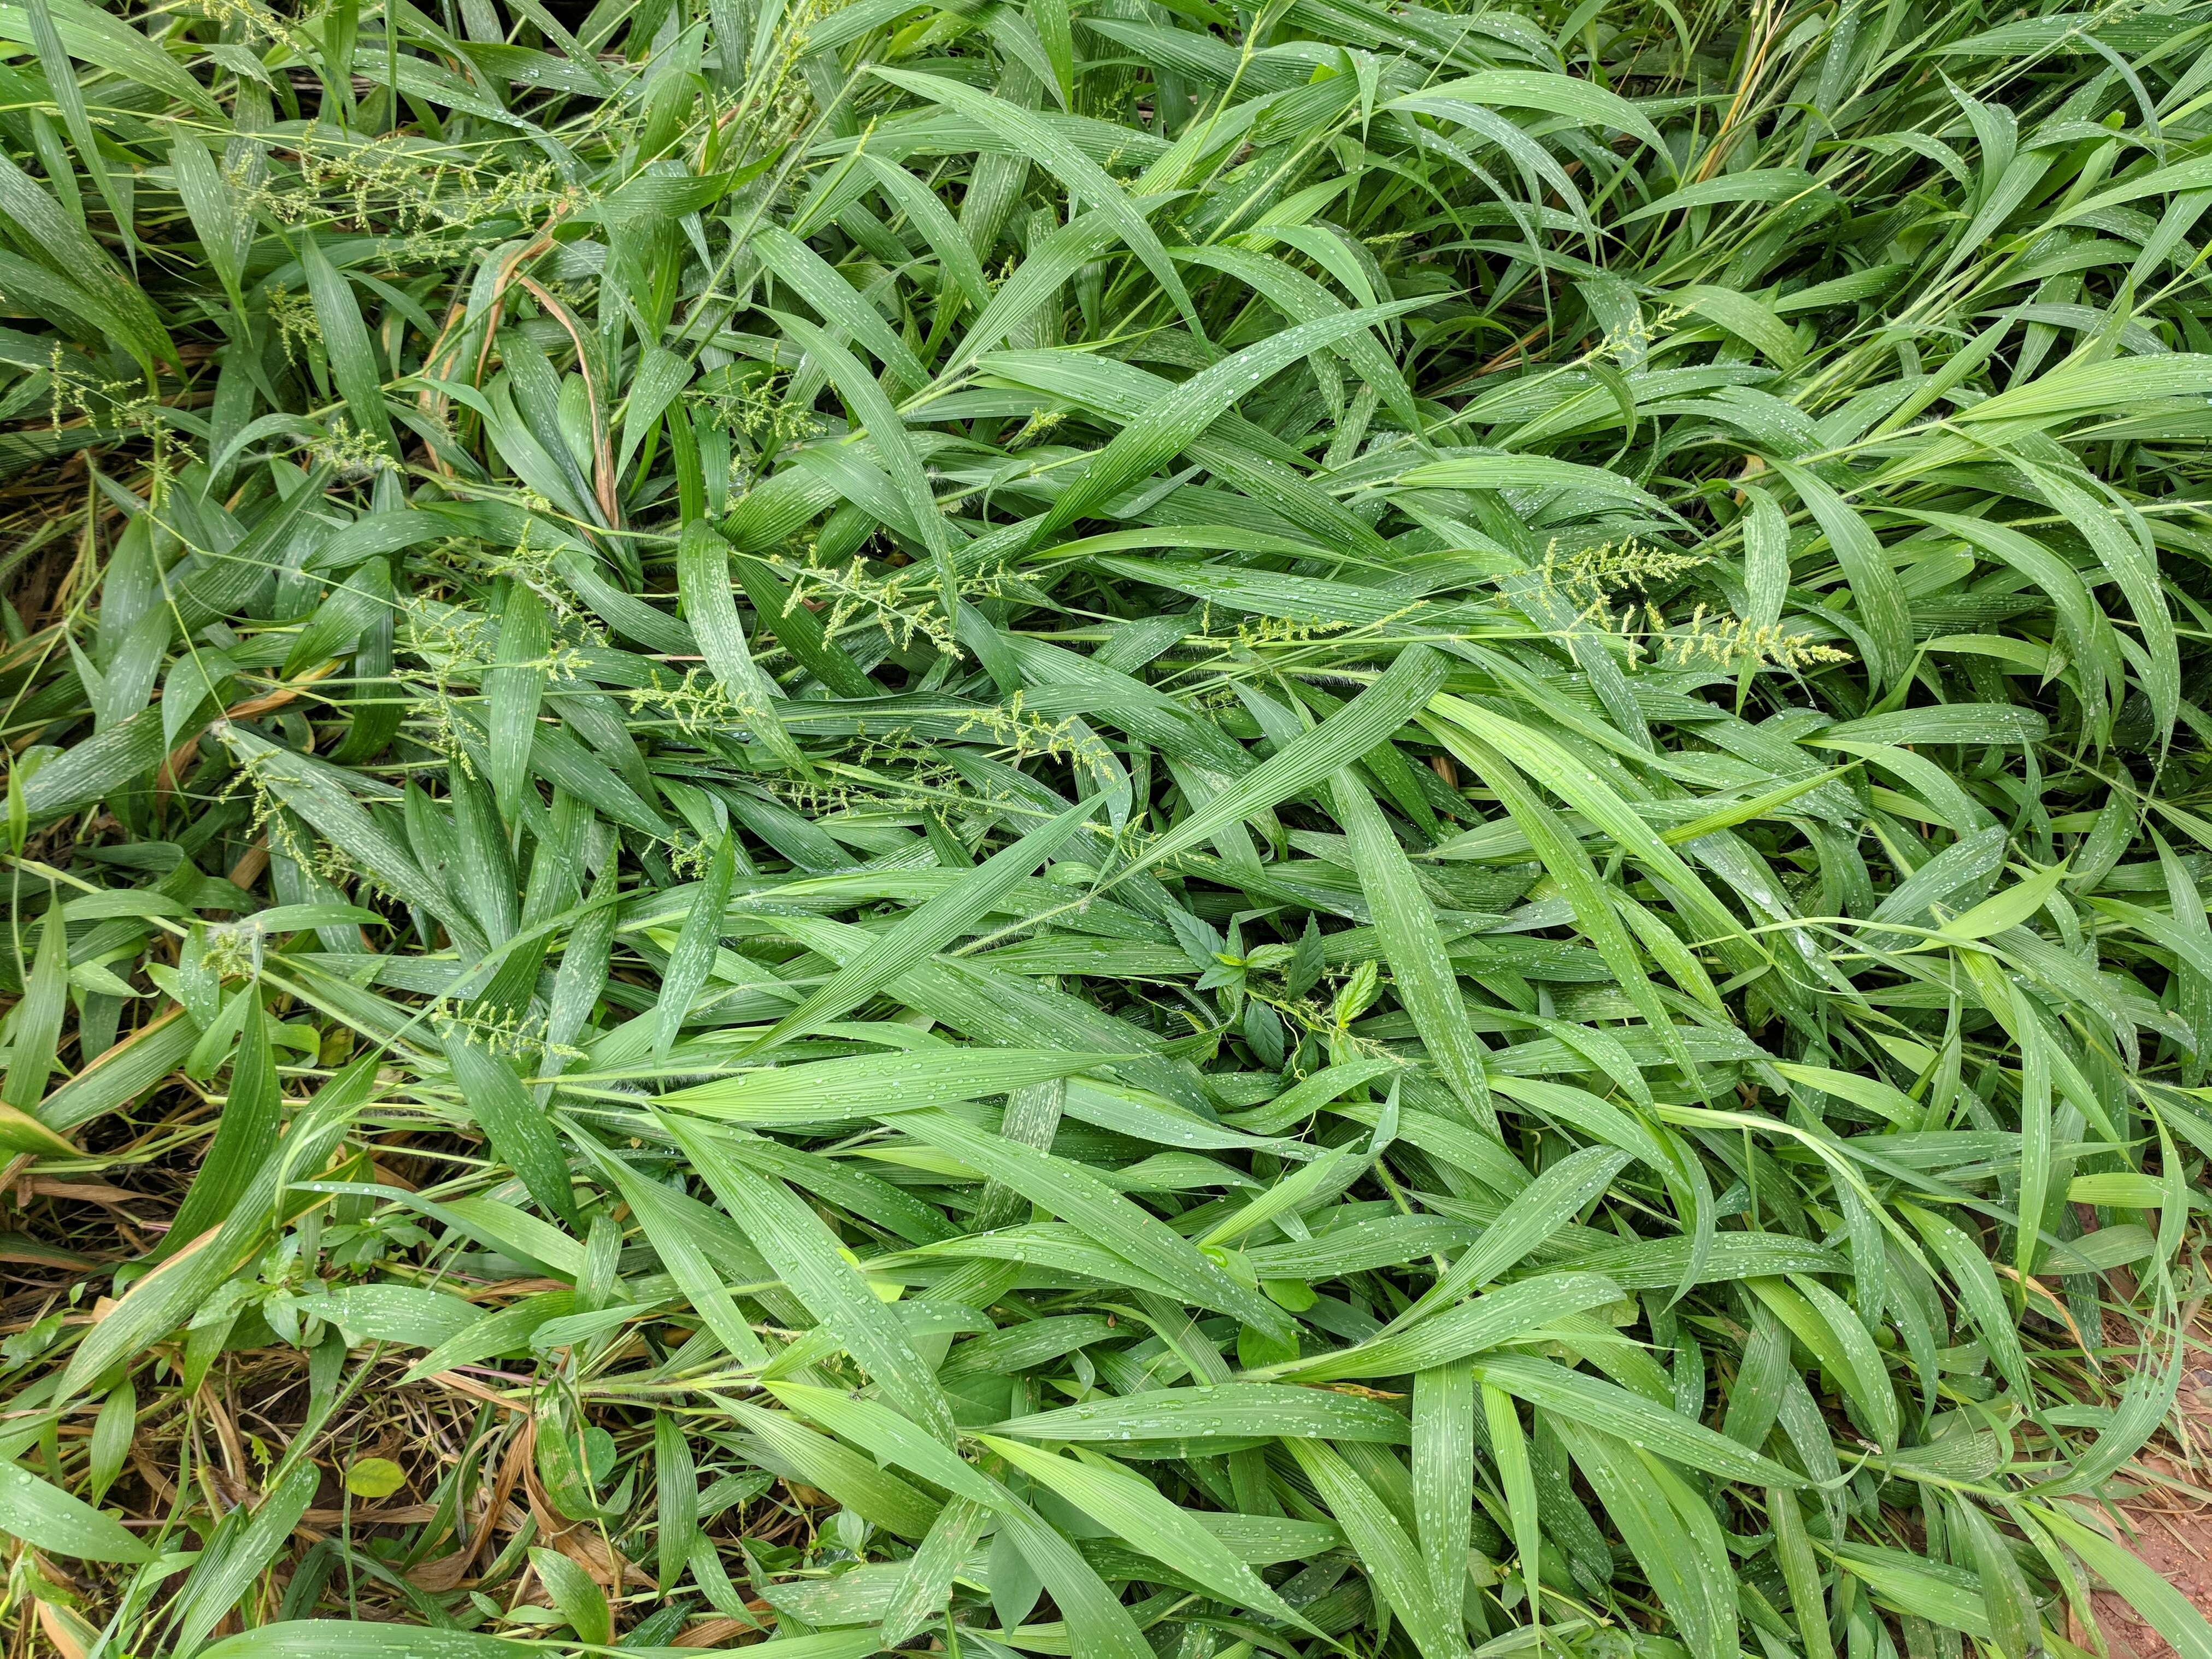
344;1457;408;1499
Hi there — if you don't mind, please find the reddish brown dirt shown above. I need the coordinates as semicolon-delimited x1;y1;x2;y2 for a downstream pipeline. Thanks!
2090;1495;2212;1659
2086;1312;2212;1659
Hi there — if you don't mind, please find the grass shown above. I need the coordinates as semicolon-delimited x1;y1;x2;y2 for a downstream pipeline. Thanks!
0;0;2210;1655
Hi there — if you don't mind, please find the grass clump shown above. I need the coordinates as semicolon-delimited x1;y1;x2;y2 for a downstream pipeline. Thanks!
0;0;2210;1657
